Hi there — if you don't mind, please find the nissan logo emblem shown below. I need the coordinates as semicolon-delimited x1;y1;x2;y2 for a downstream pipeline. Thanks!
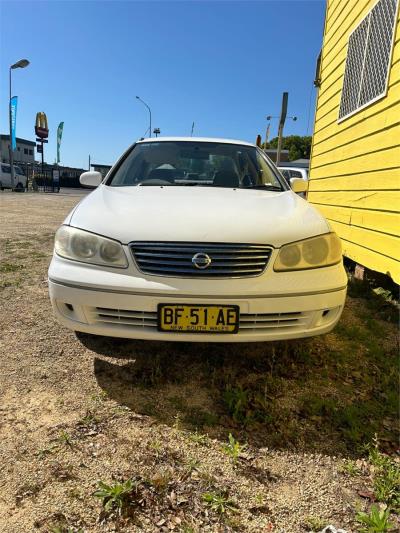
192;252;212;269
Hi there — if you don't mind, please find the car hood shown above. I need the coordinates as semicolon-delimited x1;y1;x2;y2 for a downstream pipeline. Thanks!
68;185;329;247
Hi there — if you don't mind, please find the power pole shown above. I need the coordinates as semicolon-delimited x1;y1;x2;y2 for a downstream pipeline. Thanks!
88;154;91;171
265;122;271;146
276;92;288;166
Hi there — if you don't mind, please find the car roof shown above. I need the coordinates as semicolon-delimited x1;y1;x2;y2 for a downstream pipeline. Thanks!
136;136;256;147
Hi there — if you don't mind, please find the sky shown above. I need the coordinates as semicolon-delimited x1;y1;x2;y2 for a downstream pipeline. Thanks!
0;0;326;169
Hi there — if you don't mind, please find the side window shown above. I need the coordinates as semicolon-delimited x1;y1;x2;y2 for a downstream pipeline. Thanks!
289;170;303;179
1;165;10;174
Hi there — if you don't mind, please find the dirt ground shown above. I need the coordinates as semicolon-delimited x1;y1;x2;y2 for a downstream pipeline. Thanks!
0;192;398;533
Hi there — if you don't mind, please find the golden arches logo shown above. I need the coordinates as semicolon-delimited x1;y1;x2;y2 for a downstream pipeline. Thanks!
35;112;48;130
35;112;49;138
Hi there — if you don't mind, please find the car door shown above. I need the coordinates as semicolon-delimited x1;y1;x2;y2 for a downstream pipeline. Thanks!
14;166;26;186
1;165;11;188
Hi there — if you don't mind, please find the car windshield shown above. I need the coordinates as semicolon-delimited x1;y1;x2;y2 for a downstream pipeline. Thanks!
107;141;285;190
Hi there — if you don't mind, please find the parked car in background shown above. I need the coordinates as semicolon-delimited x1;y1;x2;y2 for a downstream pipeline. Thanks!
49;137;347;343
0;163;27;191
278;166;309;184
278;166;309;198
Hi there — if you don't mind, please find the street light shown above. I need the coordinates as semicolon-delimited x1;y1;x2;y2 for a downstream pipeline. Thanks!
136;96;152;138
9;58;30;189
266;115;297;121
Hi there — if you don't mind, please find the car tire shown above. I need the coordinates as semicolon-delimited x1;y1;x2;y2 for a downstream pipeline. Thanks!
15;182;25;192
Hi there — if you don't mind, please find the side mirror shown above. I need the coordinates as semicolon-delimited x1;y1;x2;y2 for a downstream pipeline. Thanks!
80;171;103;188
290;177;308;194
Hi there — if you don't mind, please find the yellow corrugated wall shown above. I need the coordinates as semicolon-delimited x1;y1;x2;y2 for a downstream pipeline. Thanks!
308;0;400;283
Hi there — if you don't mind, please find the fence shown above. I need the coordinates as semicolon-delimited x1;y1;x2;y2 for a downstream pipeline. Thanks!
17;163;84;192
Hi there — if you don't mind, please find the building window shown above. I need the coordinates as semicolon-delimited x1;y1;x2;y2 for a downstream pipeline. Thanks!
29;149;33;155
24;148;28;155
338;0;398;121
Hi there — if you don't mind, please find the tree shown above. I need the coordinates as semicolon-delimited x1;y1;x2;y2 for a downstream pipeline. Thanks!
264;135;312;161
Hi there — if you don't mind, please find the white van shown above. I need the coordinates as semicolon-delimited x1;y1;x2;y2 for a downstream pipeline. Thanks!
278;166;308;198
0;163;27;191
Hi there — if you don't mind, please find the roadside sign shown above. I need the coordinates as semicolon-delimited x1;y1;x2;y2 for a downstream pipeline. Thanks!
52;170;60;185
35;112;49;139
52;169;60;193
36;144;43;153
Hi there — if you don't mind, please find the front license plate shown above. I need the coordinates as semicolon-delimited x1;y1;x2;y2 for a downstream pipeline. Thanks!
158;304;239;334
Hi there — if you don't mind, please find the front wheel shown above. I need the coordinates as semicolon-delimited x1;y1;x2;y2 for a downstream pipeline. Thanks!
15;182;25;192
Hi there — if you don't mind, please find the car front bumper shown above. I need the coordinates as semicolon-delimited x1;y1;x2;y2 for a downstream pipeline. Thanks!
48;254;347;342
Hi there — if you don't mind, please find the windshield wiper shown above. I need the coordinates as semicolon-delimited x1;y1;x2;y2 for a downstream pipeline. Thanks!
243;185;283;191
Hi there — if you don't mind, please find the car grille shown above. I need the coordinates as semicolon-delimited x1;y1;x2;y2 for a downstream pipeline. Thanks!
90;308;310;333
129;242;273;278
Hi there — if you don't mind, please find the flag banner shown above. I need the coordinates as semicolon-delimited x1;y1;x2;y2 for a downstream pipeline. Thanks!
57;121;64;163
10;96;18;151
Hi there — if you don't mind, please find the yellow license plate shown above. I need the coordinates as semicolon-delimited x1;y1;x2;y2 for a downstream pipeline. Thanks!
158;304;239;333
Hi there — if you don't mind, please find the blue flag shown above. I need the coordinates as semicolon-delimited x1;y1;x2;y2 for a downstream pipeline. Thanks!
57;122;64;163
10;96;18;151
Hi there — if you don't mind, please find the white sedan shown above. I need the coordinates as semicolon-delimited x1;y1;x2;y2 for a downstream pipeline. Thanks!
48;137;347;342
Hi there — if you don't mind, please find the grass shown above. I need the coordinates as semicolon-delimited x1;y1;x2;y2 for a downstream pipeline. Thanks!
0;262;25;273
356;505;396;533
94;479;138;515
0;279;22;289
223;386;250;424
187;430;210;446
222;433;246;464
366;440;400;511
77;276;397;457
348;279;398;323
2;222;398;532
202;491;238;514
90;391;108;404
183;406;219;428
36;444;58;459
50;526;84;533
58;430;73;447
148;439;163;458
78;411;99;426
341;459;362;476
146;467;173;493
304;515;328;531
184;457;201;475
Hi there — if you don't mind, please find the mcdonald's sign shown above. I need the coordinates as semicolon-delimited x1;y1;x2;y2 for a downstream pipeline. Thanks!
35;112;49;139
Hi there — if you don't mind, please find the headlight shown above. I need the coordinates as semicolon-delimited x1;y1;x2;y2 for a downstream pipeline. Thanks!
55;226;128;268
274;233;342;271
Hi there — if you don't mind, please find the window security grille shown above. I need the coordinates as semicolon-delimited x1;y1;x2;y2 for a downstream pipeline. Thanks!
338;0;398;121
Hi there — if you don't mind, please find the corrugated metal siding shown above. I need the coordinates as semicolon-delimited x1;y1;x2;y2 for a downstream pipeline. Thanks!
308;0;400;283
